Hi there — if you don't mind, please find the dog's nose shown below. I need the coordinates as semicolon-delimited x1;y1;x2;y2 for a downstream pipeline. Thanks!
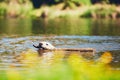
39;43;43;46
33;42;43;48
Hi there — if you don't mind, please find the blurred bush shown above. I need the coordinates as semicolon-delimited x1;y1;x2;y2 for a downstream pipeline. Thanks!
1;50;120;80
0;0;33;18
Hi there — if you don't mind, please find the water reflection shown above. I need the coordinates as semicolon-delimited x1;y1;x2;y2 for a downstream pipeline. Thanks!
0;18;32;36
0;18;120;36
32;18;120;36
91;19;120;36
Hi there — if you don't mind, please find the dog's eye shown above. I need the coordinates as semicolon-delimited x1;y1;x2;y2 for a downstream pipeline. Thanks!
46;44;48;45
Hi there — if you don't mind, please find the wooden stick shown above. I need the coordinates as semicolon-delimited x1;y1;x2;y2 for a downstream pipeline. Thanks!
53;48;95;52
52;48;96;56
38;48;95;56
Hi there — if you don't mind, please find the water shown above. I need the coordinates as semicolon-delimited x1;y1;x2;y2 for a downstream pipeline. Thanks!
0;18;120;36
0;18;120;69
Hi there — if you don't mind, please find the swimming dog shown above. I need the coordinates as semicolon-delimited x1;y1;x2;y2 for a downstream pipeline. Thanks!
33;41;55;50
33;41;95;57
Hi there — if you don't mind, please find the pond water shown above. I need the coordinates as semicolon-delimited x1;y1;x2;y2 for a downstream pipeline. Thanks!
0;18;120;69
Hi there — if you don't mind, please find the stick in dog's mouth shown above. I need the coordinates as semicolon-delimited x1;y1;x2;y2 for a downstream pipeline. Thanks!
32;41;95;53
32;41;55;50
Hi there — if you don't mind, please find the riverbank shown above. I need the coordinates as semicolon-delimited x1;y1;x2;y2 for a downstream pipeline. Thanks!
0;2;120;19
34;3;120;19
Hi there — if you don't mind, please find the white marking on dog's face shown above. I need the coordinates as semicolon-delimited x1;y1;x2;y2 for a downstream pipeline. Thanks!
40;42;55;50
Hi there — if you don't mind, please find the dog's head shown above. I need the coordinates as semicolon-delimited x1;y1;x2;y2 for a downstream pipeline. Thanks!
33;41;55;50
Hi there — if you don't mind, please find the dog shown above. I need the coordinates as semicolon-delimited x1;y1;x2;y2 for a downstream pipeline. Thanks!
33;41;95;58
33;41;55;50
33;41;56;56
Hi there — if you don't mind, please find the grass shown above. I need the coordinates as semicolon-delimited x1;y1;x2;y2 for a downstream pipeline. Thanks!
0;49;120;80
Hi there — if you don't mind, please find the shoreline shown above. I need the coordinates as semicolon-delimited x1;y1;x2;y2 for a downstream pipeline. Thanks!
0;2;120;19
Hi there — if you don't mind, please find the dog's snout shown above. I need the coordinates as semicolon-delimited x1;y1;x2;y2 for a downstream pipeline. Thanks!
39;43;43;46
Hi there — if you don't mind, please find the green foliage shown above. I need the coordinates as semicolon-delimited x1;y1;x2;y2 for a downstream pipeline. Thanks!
0;0;33;17
62;0;91;9
101;0;109;4
0;50;120;80
55;0;61;2
0;0;119;18
81;4;117;18
0;2;7;16
20;1;33;16
81;10;92;18
71;0;91;5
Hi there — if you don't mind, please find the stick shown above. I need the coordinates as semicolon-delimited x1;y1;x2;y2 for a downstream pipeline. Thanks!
53;48;95;52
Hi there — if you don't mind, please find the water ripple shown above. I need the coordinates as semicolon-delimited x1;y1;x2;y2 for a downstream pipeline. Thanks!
0;36;120;54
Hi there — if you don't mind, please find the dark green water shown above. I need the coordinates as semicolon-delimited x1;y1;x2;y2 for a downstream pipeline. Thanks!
0;18;120;36
0;18;120;69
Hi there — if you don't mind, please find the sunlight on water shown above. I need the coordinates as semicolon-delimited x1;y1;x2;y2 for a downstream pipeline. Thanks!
0;36;120;54
0;36;120;69
0;18;120;73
